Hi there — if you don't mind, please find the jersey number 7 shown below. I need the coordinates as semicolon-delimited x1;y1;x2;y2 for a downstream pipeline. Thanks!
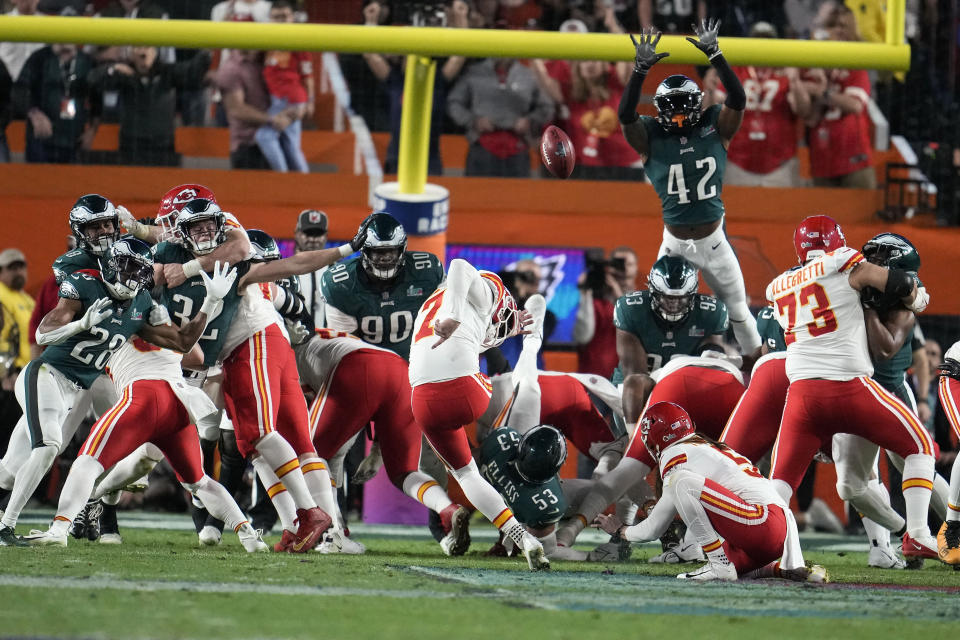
775;282;838;345
413;289;445;344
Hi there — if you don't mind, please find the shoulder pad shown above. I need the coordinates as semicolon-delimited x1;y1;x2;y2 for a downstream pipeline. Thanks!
58;279;81;300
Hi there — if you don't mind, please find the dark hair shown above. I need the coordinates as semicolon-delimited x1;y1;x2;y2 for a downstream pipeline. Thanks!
271;0;294;11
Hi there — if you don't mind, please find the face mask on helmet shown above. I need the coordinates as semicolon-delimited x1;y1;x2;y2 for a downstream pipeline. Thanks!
639;401;695;461
360;213;408;280
514;425;568;484
648;256;698;325
176;199;227;256
101;238;154;300
70;194;121;257
654;76;703;132
247;229;281;262
480;273;520;348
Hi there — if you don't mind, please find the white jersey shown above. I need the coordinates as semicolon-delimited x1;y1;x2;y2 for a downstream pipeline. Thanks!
945;341;960;363
766;247;871;382
294;330;395;392
105;339;218;423
409;259;498;387
219;283;281;360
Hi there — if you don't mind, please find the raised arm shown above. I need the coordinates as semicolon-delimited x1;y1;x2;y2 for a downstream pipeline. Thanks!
619;29;669;158
848;261;928;313
36;297;113;346
686;18;744;144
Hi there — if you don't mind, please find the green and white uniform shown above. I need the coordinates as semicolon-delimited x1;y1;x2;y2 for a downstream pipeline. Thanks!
756;305;787;353
478;426;566;529
612;290;729;384
320;251;444;361
872;312;923;408
52;249;101;285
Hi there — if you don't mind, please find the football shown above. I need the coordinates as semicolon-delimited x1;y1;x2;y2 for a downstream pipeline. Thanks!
540;125;576;179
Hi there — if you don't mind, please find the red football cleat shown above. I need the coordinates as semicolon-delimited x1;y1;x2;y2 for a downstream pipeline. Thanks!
273;529;296;553
291;507;332;553
902;532;939;568
438;504;471;556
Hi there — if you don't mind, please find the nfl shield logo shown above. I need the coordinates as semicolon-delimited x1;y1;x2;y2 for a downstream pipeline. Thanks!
308;211;323;224
679;136;687;144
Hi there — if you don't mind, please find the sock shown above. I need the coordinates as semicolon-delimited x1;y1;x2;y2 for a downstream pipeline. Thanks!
889;451;950;520
556;515;587;548
861;479;891;548
948;452;960;523
538;530;558;556
205;430;246;531
299;455;342;529
252;455;298;532
901;453;935;536
0;421;32;488
1;445;57;529
50;455;105;536
254;432;317;510
186;475;247;533
101;490;121;507
743;561;780;579
448;459;513;525
402;471;453;513
91;444;162;500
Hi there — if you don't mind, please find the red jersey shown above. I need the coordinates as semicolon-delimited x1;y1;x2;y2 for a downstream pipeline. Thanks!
576;297;618;378
263;50;312;103
563;70;641;168
806;69;872;179
724;67;800;174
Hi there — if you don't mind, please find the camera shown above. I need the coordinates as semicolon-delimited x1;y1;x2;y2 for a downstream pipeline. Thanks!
395;1;448;27
583;249;625;295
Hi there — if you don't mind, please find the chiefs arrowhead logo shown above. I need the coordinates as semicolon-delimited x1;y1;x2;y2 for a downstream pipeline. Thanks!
174;188;198;204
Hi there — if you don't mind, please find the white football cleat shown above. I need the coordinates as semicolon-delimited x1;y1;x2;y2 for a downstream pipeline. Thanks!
521;533;550;571
316;528;366;555
649;540;703;564
25;528;67;547
198;525;222;546
548;544;588;562
99;533;122;545
237;524;268;553
677;560;737;581
868;543;906;569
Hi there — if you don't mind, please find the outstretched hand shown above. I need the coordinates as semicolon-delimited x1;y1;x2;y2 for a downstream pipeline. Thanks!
686;18;721;59
630;28;669;72
593;513;625;536
199;261;237;301
80;297;113;331
349;216;373;253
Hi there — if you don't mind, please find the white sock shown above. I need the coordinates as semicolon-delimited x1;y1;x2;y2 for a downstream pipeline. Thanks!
1;445;57;528
299;455;342;527
847;479;904;532
901;453;935;536
252;455;298;532
448;459;512;523
254;432;316;510
948;452;960;523
186;475;247;532
0;419;32;488
402;471;453;513
91;443;163;500
861;479;891;547
539;530;558;556
50;455;105;536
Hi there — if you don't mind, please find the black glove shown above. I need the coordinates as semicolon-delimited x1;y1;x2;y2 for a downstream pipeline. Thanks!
686;18;721;59
275;283;306;319
938;358;960;381
630;29;669;72
349;216;373;253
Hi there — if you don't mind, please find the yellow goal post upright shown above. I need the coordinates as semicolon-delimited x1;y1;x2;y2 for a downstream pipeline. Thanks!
0;5;909;256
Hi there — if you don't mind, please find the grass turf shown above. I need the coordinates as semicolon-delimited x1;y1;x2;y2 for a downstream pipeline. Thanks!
2;520;959;640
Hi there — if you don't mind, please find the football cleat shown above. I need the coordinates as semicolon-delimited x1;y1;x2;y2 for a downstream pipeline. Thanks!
316;528;366;555
937;521;960;566
868;542;906;569
549;543;588;562
677;559;737;581
0;525;28;547
25;529;67;547
520;533;551;571
438;504;471;557
274;529;297;553
291;507;332;553
68;500;98;540
779;564;830;584
99;533;122;545
199;525;223;546
587;535;633;563
649;540;704;564
901;531;939;569
237;524;268;553
85;501;104;542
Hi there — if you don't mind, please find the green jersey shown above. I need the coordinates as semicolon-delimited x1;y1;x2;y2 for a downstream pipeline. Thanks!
641;104;727;226
872;316;921;399
52;249;100;285
320;251;444;361
756;306;786;353
478;427;566;529
40;272;153;388
612;290;729;383
153;241;249;367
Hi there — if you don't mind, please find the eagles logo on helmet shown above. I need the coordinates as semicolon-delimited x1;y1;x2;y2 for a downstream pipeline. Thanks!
647;255;699;325
99;236;155;300
69;194;122;257
654;75;703;132
176;198;228;256
360;212;408;280
861;232;921;309
247;229;281;262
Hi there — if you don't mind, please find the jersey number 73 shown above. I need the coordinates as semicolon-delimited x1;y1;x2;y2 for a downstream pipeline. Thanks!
774;282;838;345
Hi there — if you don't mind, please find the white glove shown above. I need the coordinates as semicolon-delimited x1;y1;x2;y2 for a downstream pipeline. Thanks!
117;205;147;239
907;285;929;313
199;261;237;301
80;298;114;330
283;318;311;346
148;303;171;326
351;442;383;484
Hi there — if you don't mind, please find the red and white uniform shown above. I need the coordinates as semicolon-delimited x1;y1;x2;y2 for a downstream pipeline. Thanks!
767;248;936;490
623;435;803;574
723;67;800;174
297;330;422;484
806;69;872;179
720;352;788;464
939;341;960;520
79;338;218;483
409;260;505;469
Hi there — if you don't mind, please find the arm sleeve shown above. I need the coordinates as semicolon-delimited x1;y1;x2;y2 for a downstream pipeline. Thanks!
439;259;492;322
618;68;646;124
711;55;745;110
623;490;677;542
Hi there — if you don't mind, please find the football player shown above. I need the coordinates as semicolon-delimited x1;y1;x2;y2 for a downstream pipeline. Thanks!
595;402;825;583
408;257;549;570
767;215;939;566
0;238;230;546
936;342;960;565
617;21;760;355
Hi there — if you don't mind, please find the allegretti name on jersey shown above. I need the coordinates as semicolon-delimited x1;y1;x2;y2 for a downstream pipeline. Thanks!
769;261;826;297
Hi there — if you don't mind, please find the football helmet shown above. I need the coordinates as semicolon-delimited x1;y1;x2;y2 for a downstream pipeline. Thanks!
359;212;407;280
247;229;281;262
99;236;154;300
654;75;703;132
479;271;520;348
514;425;568;485
639;401;695;462
157;184;217;241
69;194;121;256
176;198;227;256
648;255;699;324
793;215;845;264
861;232;920;272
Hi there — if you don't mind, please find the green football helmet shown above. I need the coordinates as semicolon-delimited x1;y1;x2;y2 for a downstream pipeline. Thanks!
861;233;921;310
654;75;703;132
69;194;121;256
360;212;407;280
514;425;567;485
648;255;699;325
247;229;281;262
99;236;154;300
176;198;227;256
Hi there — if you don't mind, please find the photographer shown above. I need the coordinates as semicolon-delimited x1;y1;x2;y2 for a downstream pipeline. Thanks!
573;246;637;378
498;259;557;370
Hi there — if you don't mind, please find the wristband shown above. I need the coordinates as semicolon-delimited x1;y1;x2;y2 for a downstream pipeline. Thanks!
183;260;203;279
708;49;723;61
338;244;354;257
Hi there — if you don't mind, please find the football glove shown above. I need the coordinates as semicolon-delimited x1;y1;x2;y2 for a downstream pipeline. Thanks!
686;18;722;59
80;297;114;331
938;358;960;381
630;28;669;72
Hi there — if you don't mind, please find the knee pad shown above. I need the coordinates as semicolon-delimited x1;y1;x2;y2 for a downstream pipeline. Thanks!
835;479;867;502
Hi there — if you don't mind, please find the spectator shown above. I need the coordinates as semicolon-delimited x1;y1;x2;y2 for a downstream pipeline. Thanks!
361;0;469;175
16;44;100;164
639;0;706;33
217;49;293;169
710;22;811;187
0;0;44;82
28;236;75;361
447;57;554;177
914;338;942;433
95;0;173;64
254;0;312;174
573;246;637;378
88;45;211;166
0;248;34;389
211;0;271;22
803;5;875;189
293;208;329;329
0;59;10;163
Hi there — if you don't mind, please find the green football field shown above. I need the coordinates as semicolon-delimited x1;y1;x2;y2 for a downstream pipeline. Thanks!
2;511;959;640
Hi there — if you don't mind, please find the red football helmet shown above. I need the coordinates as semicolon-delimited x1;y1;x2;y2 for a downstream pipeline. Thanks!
478;271;519;348
793;215;846;265
639;401;695;461
157;184;218;242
